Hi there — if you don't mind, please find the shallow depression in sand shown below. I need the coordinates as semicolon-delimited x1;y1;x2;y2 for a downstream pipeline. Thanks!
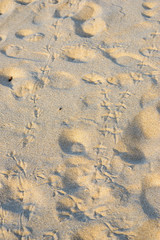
140;47;160;58
62;166;92;190
33;9;53;25
59;125;97;155
141;174;160;218
144;186;160;217
48;71;78;90
0;66;26;87
56;195;75;216
108;71;143;87
13;80;37;98
16;29;45;42
16;0;35;5
15;29;34;38
72;2;102;21
0;66;37;97
140;85;160;107
65;156;93;167
82;73;105;84
54;2;78;18
1;44;23;58
81;17;106;36
59;128;88;155
62;45;96;62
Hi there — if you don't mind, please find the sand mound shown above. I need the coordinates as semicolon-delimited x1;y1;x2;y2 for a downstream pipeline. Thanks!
0;0;14;15
136;220;160;240
72;222;108;240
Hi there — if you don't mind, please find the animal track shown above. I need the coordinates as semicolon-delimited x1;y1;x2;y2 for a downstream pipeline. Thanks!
22;134;35;147
34;107;42;118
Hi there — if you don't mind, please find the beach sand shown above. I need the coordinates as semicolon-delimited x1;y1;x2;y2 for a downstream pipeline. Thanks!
0;0;160;239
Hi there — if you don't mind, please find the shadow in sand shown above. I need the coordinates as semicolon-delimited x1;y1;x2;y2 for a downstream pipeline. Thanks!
71;18;93;38
2;199;23;213
0;75;13;89
59;135;86;156
140;189;160;219
113;148;146;165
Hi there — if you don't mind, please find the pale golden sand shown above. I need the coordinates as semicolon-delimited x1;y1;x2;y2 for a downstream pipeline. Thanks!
0;0;160;239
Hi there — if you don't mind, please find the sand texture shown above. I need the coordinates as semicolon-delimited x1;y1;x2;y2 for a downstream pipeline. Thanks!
0;0;160;239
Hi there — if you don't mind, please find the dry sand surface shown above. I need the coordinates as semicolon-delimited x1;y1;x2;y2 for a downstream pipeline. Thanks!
0;0;160;239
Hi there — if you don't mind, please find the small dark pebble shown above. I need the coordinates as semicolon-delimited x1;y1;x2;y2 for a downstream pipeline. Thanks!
59;107;62;111
8;77;13;82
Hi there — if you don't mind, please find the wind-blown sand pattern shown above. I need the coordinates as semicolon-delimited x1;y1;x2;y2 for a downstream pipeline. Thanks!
0;0;160;239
